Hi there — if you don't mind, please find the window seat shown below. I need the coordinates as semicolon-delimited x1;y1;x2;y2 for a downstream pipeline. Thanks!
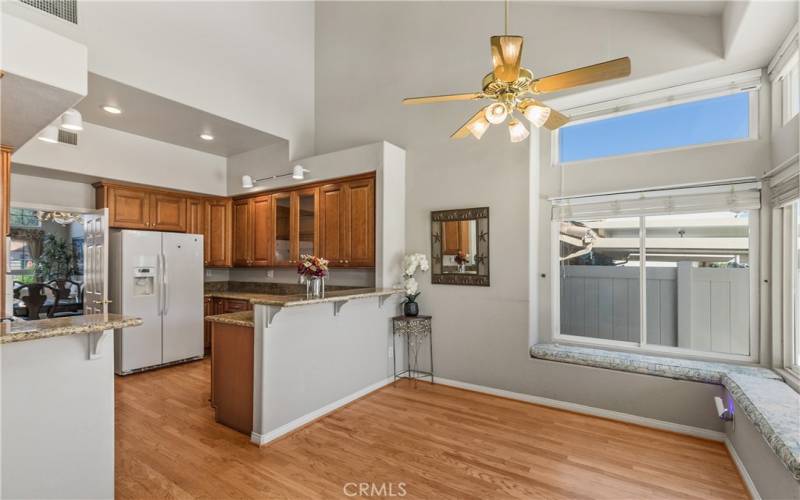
531;343;799;480
722;373;800;480
530;343;780;384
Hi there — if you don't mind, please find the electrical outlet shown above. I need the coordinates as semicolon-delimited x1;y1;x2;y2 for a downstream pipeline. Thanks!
265;269;274;279
205;270;212;278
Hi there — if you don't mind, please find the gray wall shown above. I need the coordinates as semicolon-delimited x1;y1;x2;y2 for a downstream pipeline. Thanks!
725;405;800;499
313;1;783;432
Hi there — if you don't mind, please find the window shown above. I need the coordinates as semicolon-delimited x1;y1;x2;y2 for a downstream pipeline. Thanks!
789;201;800;373
552;182;760;361
10;208;40;228
557;92;752;163
781;58;799;125
8;238;34;272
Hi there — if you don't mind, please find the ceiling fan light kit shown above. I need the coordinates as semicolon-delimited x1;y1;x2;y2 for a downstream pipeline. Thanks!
402;0;631;143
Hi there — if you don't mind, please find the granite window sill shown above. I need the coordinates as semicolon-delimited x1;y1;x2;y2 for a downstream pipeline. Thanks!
530;343;799;481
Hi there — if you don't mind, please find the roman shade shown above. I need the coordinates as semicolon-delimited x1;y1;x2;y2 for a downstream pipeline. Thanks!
551;181;762;221
768;156;799;207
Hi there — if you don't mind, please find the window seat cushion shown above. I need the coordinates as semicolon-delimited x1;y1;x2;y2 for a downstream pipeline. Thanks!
723;373;800;480
531;343;798;480
530;343;780;384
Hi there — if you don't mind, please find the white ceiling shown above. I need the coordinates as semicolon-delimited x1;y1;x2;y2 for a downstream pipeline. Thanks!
535;1;727;17
75;73;285;158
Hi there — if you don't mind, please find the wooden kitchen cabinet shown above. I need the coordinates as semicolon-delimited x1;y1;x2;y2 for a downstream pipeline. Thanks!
203;297;212;354
441;220;470;255
204;199;233;267
211;321;254;435
319;177;374;267
150;192;186;231
187;198;205;235
95;183;186;232
232;199;251;266
271;189;319;267
102;186;151;230
1;146;10;316
232;195;273;267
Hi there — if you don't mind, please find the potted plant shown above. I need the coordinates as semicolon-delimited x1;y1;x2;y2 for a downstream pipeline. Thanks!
401;253;429;317
33;234;78;299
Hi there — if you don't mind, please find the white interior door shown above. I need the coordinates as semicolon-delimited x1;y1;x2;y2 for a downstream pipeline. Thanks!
161;232;204;363
83;210;109;315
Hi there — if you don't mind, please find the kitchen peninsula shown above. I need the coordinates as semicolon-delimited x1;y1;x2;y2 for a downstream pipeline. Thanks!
205;287;401;444
1;314;143;499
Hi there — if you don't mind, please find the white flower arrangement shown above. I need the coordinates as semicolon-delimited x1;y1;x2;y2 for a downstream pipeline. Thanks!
401;253;429;302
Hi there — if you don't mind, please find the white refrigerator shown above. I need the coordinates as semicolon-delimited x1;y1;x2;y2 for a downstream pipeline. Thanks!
110;230;204;374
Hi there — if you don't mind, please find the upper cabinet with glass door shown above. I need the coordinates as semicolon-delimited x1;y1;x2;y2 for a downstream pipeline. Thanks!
272;188;319;267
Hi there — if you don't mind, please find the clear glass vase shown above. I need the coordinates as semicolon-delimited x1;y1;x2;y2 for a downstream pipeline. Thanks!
306;277;325;298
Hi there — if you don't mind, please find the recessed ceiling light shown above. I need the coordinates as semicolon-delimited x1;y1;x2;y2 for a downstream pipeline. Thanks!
200;133;214;141
101;105;122;114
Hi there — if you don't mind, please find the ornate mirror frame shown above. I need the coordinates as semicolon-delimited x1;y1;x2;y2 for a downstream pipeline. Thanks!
430;207;490;286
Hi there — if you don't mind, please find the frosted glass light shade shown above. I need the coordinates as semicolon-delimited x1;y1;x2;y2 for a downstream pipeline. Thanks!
241;175;254;188
467;117;490;139
485;103;508;124
38;125;59;143
292;165;307;180
508;119;530;143
60;109;83;131
523;105;551;128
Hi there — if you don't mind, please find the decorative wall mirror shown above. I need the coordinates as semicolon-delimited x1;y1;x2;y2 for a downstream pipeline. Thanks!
430;207;489;286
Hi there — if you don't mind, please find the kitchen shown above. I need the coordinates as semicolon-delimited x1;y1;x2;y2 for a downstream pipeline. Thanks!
0;7;404;496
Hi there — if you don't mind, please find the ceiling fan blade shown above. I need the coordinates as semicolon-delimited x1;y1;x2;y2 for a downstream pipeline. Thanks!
543;108;570;130
491;36;524;83
403;93;483;105
533;57;631;94
451;107;490;139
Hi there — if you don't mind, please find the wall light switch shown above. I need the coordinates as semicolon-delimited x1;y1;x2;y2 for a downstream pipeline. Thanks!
388;346;394;359
205;270;212;278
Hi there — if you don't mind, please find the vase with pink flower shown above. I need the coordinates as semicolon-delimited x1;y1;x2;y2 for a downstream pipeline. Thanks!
297;254;329;298
454;250;469;273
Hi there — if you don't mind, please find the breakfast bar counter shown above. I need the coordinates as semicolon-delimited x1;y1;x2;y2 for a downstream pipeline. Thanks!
0;313;143;345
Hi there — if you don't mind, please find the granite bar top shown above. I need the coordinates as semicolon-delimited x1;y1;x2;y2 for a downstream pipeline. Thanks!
248;288;401;307
0;314;143;345
530;343;780;384
723;373;800;480
205;311;254;328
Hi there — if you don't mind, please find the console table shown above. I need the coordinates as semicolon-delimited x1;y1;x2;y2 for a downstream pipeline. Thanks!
392;315;433;383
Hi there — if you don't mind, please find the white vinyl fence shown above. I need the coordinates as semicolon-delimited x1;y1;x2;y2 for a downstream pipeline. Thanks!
560;264;749;355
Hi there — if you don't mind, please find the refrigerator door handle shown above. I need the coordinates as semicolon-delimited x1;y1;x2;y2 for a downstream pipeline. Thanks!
157;253;163;316
163;252;169;316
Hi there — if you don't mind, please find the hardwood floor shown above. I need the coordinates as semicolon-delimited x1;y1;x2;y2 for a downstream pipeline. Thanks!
116;359;749;499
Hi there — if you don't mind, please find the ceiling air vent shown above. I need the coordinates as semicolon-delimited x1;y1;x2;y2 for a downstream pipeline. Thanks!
19;0;77;24
58;130;77;146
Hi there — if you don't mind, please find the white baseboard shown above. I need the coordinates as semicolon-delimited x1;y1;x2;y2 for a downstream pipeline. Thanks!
725;438;762;500
435;377;727;442
251;376;394;446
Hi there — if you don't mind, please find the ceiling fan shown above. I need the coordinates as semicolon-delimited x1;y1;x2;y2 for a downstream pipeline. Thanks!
402;0;631;143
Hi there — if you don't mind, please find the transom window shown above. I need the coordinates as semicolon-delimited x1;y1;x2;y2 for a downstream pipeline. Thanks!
10;208;40;228
556;92;753;163
552;182;760;362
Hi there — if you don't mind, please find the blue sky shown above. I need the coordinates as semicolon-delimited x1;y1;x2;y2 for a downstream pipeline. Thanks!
559;92;750;163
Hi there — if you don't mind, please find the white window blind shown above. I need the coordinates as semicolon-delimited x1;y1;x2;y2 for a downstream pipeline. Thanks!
769;157;800;207
551;181;761;221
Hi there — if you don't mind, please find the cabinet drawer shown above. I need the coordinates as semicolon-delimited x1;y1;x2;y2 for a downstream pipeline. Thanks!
221;299;251;313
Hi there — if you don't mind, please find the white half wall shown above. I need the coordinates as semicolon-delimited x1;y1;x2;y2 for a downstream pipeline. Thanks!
11;122;227;195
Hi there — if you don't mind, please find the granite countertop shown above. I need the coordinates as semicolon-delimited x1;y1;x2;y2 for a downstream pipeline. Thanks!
205;283;401;308
205;311;254;328
248;288;401;307
0;314;143;345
